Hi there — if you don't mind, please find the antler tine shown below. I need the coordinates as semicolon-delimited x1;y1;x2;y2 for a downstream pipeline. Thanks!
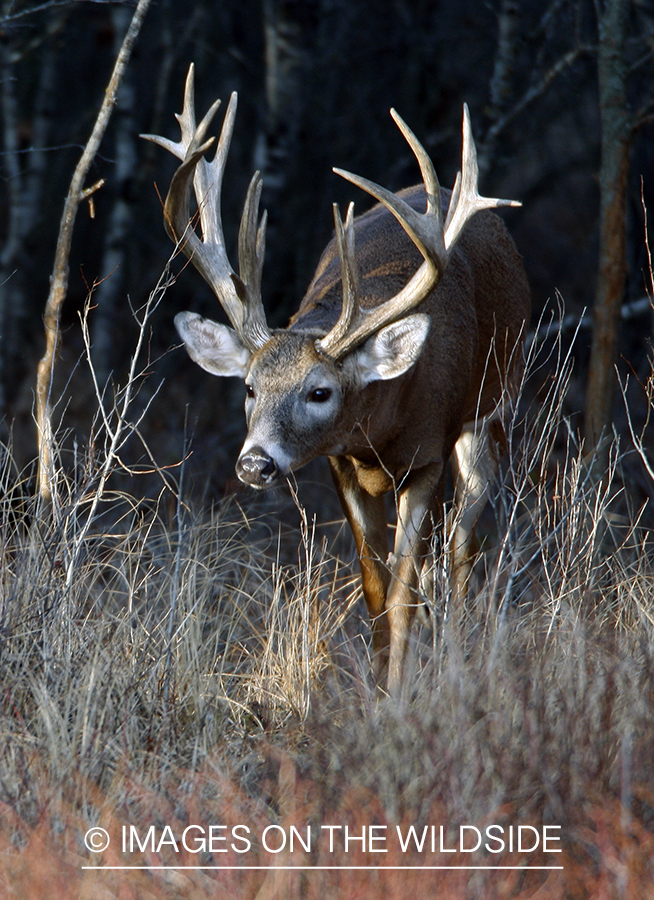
232;171;270;348
192;86;237;245
389;109;443;225
443;104;521;251
333;110;447;274
316;203;359;357
142;64;222;165
141;64;271;351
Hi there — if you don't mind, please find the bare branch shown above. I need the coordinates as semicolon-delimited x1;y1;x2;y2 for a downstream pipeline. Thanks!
34;0;152;509
2;0;114;26
479;44;592;175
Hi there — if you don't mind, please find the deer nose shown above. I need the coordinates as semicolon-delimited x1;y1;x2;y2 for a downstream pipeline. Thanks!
236;446;279;487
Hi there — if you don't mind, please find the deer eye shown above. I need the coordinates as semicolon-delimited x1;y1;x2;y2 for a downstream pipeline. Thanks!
306;388;332;403
245;384;255;399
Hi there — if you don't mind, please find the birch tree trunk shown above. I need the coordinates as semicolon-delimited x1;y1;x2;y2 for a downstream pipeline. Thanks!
35;0;152;507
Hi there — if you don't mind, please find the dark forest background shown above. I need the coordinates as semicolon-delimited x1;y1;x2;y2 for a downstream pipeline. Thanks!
1;0;653;500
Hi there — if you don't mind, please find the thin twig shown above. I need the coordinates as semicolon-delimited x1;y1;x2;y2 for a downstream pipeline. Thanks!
35;0;152;508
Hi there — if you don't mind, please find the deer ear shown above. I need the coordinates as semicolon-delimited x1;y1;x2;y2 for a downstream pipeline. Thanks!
350;313;430;386
175;312;251;378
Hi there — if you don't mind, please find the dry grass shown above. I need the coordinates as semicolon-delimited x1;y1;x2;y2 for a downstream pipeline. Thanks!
1;292;654;898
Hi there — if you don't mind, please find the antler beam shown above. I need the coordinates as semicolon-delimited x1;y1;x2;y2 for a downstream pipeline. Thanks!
142;64;271;352
317;105;521;361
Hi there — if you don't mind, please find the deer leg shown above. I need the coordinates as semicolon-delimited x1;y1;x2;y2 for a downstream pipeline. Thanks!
328;457;390;675
449;415;504;600
386;462;446;695
328;456;391;679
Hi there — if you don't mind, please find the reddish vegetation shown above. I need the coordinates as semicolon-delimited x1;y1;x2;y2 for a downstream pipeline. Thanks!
1;753;653;899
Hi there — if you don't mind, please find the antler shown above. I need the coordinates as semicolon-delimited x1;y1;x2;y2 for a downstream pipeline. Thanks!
317;105;521;361
141;64;271;351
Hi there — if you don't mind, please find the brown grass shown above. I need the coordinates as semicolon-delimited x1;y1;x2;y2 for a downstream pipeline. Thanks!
1;293;654;898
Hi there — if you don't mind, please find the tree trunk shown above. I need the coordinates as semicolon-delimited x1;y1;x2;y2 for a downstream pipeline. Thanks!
479;0;520;177
91;6;138;385
260;0;308;195
584;0;632;461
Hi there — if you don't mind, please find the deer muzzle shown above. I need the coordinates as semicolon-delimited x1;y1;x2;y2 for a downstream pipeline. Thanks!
236;446;280;488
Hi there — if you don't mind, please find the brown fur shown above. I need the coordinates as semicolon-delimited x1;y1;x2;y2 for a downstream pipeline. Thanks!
290;186;529;495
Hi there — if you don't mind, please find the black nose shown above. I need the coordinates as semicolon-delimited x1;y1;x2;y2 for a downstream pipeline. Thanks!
236;446;279;487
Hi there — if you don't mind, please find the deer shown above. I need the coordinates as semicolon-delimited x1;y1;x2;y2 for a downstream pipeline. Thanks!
143;65;530;696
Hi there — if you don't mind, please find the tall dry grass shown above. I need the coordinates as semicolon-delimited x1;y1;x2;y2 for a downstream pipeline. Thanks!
1;278;654;898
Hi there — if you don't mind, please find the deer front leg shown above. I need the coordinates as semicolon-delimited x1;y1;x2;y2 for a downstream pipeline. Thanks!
386;462;445;695
328;456;391;679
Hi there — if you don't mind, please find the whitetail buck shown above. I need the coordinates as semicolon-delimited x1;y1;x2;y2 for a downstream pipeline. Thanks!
144;65;530;695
